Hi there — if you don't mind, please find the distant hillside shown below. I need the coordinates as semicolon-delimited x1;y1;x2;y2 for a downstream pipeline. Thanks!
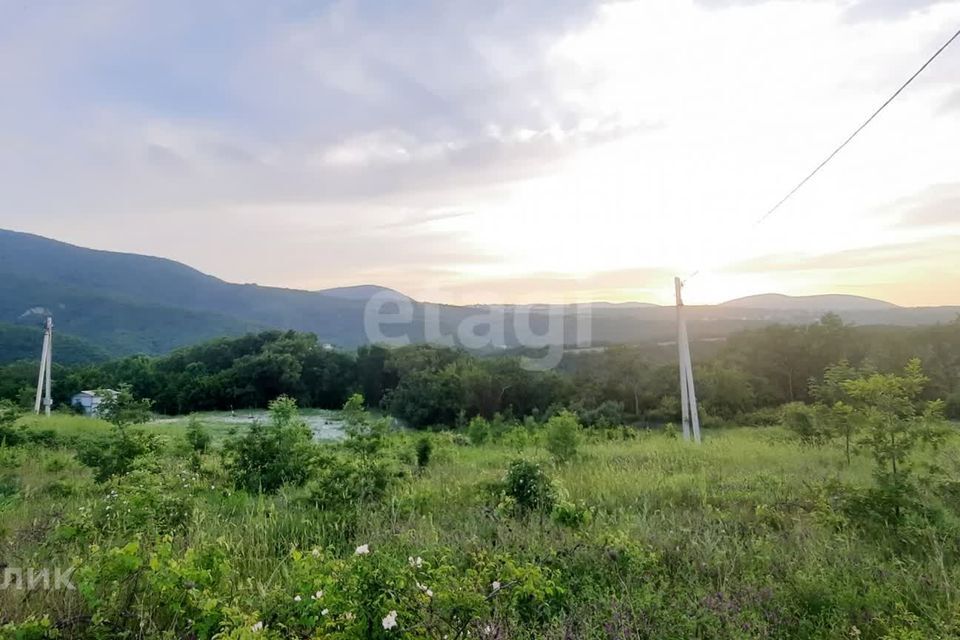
0;322;110;364
721;293;899;311
1;228;957;360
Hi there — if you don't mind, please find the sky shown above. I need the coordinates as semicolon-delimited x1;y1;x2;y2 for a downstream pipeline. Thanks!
1;0;959;306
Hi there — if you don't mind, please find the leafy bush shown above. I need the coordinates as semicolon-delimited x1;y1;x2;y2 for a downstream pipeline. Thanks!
97;384;153;427
414;437;432;469
544;410;582;465
223;395;316;494
307;455;393;511
551;498;591;528
466;416;489;445
782;402;829;445
944;392;960;421
185;416;212;453
575;400;624;428
76;427;160;482
0;399;24;446
502;459;555;514
737;406;782;427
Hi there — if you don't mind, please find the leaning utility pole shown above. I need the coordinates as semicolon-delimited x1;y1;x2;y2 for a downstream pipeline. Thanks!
674;278;701;443
34;316;53;416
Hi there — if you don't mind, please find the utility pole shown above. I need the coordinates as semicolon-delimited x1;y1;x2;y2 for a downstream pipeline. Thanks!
33;316;53;416
674;278;701;443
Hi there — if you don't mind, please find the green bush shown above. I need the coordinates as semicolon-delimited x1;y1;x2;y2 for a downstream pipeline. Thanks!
782;402;830;445
0;399;25;446
502;459;555;514
467;416;490;445
414;437;432;469
223;395;316;494
307;455;393;511
575;400;624;428
185;416;212;453
544;410;582;465
945;392;960;421
551;498;591;528
76;427;160;483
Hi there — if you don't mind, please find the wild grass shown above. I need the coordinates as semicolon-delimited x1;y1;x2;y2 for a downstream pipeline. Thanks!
1;420;959;638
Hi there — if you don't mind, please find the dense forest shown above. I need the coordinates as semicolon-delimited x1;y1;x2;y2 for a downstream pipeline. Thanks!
1;313;958;426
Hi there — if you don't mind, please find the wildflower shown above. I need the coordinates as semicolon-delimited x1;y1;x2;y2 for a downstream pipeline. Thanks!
491;581;501;592
345;612;355;621
311;590;323;600
311;548;321;558
294;595;302;602
408;556;423;568
382;610;398;630
355;544;370;555
321;608;329;616
251;621;264;633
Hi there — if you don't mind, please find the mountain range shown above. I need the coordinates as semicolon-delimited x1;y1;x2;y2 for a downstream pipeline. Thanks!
1;228;957;363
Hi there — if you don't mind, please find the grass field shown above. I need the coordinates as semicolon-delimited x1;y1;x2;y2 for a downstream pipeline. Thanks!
1;413;959;639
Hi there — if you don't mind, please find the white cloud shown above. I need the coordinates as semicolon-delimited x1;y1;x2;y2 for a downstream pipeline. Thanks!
2;0;959;305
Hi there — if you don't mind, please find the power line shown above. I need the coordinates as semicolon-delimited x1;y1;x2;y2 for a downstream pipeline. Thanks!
686;25;960;282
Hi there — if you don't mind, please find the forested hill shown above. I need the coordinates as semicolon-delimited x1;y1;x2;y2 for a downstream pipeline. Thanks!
2;228;959;363
0;323;109;365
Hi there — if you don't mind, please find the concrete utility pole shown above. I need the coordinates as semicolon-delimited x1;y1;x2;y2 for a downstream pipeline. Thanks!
674;278;701;443
33;316;53;416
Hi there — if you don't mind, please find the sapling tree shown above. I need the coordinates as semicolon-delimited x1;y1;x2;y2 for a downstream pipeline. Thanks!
223;395;315;493
545;410;582;465
97;384;153;427
77;386;157;482
842;359;945;488
341;392;389;459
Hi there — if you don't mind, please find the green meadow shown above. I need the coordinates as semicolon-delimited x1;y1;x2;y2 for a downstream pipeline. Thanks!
2;405;959;639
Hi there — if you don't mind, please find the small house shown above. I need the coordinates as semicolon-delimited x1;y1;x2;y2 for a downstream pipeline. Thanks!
71;390;111;416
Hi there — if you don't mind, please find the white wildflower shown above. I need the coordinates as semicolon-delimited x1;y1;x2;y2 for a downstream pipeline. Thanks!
491;581;501;591
355;544;370;555
408;556;423;568
250;621;264;633
294;595;302;602
311;548;321;558
311;590;323;600
382;610;398;630
321;608;329;616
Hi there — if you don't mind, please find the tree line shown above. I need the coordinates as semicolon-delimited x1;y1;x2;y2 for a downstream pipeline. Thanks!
0;314;958;426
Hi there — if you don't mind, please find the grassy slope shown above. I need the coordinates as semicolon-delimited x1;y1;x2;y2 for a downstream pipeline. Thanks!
1;424;958;638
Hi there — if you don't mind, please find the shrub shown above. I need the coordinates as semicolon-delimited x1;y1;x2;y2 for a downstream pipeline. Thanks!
97;384;153;427
77;427;160;483
782;402;829;445
0;399;24;446
576;400;625;428
737;406;782;427
551;498;591;528
223;395;316;494
185;416;212;453
544;410;582;465
945;392;960;421
414;436;432;469
467;416;490;445
502;459;555;514
307;455;393;510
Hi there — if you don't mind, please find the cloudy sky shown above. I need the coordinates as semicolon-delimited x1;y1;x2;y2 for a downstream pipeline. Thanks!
2;0;959;305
